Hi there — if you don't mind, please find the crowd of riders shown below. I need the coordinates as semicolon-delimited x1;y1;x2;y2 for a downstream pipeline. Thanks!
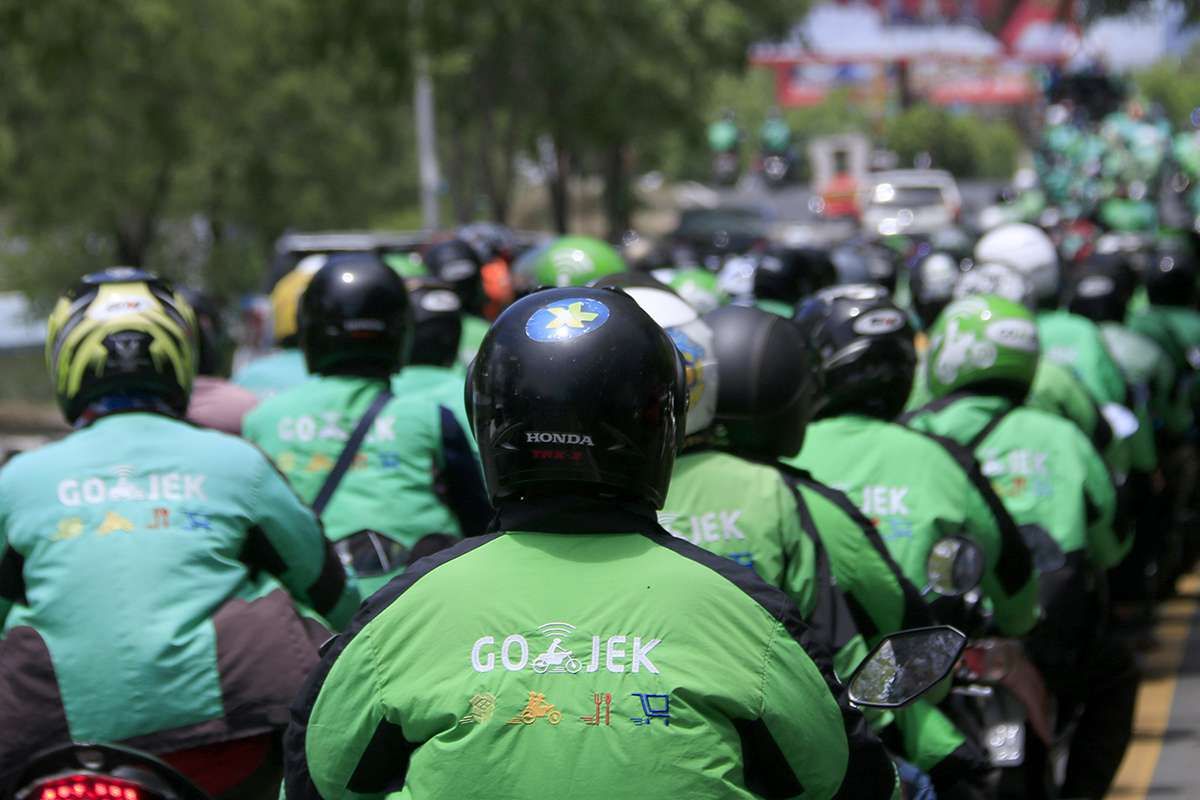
3;76;1200;800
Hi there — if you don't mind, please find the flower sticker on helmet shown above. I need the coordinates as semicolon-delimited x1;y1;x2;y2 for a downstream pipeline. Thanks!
525;297;611;342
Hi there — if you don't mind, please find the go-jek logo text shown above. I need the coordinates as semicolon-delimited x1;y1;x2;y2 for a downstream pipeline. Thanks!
470;621;661;674
57;465;207;507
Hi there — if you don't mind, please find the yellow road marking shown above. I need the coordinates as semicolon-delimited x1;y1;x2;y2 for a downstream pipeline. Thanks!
1106;573;1200;798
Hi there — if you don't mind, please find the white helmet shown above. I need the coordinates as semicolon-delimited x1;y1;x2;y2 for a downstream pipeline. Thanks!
624;285;719;436
974;223;1059;304
953;262;1036;310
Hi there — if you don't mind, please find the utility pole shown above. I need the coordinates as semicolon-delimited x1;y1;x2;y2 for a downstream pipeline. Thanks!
412;0;440;230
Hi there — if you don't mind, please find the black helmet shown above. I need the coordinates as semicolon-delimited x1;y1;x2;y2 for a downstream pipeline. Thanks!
794;284;915;420
178;288;232;376
1145;248;1197;307
705;304;822;459
46;267;197;424
468;287;686;507
831;242;898;294
423;238;484;315
752;247;837;306
910;252;961;328
299;253;412;377
406;278;463;368
1064;252;1135;323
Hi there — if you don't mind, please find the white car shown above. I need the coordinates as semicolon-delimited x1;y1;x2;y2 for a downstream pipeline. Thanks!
860;170;962;237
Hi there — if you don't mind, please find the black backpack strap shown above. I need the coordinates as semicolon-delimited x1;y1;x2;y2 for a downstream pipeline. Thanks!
311;390;393;516
966;406;1014;451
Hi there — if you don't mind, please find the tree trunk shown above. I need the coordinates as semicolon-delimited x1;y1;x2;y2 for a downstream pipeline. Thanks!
115;161;173;266
603;141;632;239
546;139;570;234
446;119;473;224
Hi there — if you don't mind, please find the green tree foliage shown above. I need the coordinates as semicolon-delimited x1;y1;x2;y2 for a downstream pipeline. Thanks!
0;0;416;300
1135;44;1200;128
883;105;1020;178
407;0;794;232
0;0;796;300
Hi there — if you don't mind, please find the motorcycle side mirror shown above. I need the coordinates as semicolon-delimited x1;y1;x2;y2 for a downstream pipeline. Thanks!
924;536;985;597
1019;524;1066;573
848;626;967;708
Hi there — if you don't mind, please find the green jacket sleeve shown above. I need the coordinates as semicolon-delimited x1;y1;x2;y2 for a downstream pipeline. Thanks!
293;631;387;800
780;490;818;619
794;479;935;642
248;455;360;629
963;478;1039;636
0;523;10;630
1081;435;1124;568
761;620;851;800
925;435;1039;636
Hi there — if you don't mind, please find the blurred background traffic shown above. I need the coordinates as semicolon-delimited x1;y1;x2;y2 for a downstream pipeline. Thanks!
0;0;1195;446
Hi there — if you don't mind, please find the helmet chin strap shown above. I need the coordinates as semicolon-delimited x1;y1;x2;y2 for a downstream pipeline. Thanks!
75;393;177;428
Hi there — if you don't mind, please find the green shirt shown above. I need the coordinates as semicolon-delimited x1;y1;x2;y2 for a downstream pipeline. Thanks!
790;414;1038;636
1036;310;1127;406
287;514;851;800
0;412;357;744
904;394;1123;568
232;348;310;398
243;375;488;593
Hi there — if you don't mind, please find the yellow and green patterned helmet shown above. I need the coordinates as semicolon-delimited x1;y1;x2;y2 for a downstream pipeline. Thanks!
46;267;197;423
926;294;1039;400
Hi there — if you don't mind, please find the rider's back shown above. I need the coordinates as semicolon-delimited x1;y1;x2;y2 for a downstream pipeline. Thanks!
289;524;848;800
0;412;327;752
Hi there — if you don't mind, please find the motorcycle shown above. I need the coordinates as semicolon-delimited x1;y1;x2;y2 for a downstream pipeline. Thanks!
12;743;210;800
925;535;1060;799
712;151;740;187
760;150;792;190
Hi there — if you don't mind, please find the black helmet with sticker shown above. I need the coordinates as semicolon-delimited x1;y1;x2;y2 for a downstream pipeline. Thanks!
468;286;686;507
423;238;485;315
405;278;464;367
1063;253;1136;323
793;283;915;420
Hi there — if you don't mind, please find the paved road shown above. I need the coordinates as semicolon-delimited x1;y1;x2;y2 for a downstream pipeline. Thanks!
705;174;1002;225
1108;573;1200;798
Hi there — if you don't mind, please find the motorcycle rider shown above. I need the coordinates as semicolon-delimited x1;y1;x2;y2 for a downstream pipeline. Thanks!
903;294;1136;800
708;109;742;185
285;286;855;799
242;254;489;595
0;268;357;796
752;246;839;318
909;251;963;335
419;238;493;368
1126;246;1200;579
759;107;792;158
511;235;626;297
941;262;1119;462
691;302;990;796
232;255;322;396
611;277;908;797
786;285;1040;638
759;107;793;184
1128;247;1200;386
391;278;472;435
975;222;1127;408
180;288;260;434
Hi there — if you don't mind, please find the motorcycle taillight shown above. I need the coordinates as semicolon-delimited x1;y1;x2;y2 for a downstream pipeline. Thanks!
958;639;1018;683
35;776;145;800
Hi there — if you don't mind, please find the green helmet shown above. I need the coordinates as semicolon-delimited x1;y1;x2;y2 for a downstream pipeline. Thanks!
46;267;197;423
512;236;625;294
926;294;1039;399
656;267;728;313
